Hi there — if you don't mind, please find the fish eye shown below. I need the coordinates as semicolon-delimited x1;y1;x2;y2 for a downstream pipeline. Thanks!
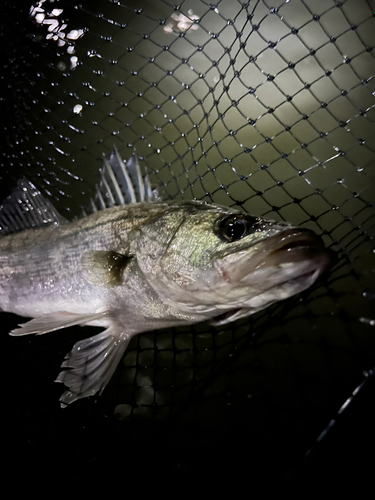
216;214;259;242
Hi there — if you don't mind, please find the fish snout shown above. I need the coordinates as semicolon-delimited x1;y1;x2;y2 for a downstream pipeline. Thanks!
214;227;335;286
267;228;335;272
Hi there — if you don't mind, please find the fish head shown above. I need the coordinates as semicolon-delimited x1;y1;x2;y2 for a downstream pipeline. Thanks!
134;201;334;324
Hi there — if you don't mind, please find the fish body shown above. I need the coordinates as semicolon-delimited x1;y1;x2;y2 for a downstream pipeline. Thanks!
0;202;180;325
0;148;333;406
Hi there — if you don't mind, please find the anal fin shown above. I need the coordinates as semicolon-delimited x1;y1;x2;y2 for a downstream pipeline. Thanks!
56;326;131;407
9;311;107;336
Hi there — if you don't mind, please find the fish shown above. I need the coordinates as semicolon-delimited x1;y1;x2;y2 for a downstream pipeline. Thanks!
0;147;334;407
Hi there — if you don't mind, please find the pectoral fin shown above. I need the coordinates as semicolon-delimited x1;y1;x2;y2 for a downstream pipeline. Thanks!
9;311;107;336
56;326;131;407
81;250;132;286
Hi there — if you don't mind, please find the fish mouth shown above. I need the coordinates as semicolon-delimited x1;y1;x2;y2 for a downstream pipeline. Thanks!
219;227;335;284
211;228;335;326
271;228;327;254
246;227;335;275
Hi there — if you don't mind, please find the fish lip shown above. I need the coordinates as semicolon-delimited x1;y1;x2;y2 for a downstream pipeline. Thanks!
255;228;333;271
266;230;334;291
271;227;324;252
271;228;324;253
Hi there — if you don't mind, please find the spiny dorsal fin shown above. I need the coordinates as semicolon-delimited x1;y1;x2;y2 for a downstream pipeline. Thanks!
0;178;68;236
81;147;158;216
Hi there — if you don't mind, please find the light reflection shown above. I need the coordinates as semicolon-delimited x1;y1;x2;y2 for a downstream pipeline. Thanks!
163;9;200;34
30;0;85;70
73;104;83;114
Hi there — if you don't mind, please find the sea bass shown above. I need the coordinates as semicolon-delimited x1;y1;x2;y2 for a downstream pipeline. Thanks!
0;148;333;406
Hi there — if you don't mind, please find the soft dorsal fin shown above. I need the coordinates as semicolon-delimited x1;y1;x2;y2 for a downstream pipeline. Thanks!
81;146;158;216
0;178;68;236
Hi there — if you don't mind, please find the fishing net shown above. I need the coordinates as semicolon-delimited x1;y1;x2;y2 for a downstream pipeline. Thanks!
1;0;374;489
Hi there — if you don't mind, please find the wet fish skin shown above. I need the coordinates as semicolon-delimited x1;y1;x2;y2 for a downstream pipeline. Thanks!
0;202;173;321
0;201;287;330
0;150;333;406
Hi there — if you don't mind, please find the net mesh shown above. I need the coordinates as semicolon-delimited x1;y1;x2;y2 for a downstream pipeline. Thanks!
1;0;375;486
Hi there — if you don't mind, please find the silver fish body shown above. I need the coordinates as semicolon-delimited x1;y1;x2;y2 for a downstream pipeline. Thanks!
0;150;334;406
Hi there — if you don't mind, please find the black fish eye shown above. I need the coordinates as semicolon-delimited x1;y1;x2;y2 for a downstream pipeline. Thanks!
216;214;259;242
